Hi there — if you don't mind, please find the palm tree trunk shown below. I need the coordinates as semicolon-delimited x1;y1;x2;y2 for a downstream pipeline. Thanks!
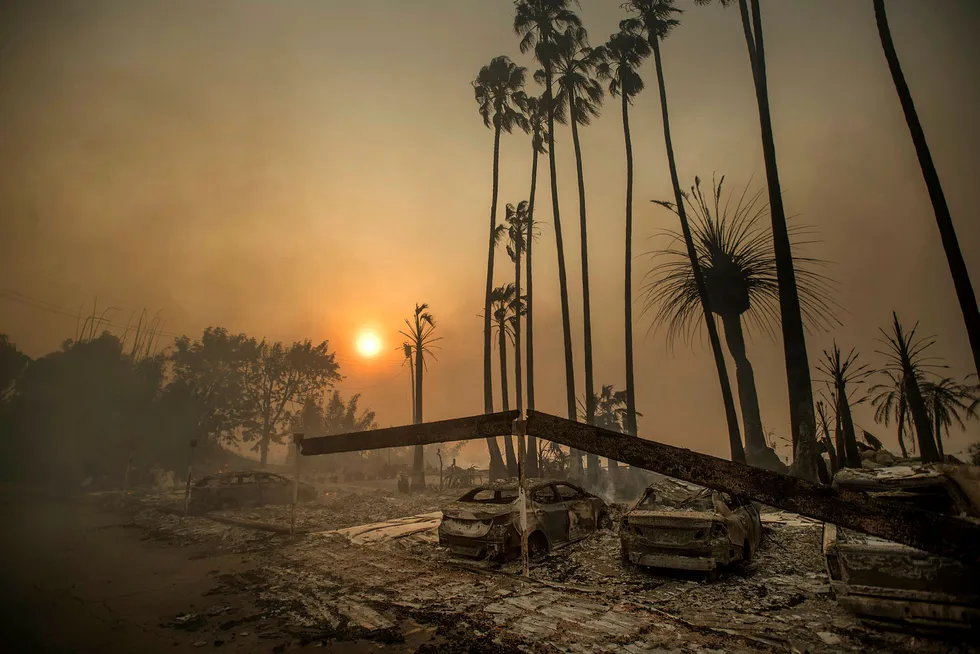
904;370;940;462
873;0;980;380
408;358;416;423
652;38;746;465
413;342;425;491
569;87;598;483
837;382;861;468
545;65;580;473
513;212;525;466
484;123;502;415
896;399;909;458
817;402;838;474
833;407;846;470
622;90;638;440
934;407;945;460
499;324;517;475
739;0;819;481
526;145;539;476
720;313;768;457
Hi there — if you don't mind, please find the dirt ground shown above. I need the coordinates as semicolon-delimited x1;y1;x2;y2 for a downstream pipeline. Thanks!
3;483;978;653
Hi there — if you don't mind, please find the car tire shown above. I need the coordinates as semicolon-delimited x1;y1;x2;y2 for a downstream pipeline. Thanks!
742;539;752;562
528;532;549;562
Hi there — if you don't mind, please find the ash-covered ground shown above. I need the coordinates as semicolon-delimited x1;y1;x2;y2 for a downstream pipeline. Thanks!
125;485;978;653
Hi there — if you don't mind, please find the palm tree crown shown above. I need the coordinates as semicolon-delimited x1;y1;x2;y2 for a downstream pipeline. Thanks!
514;0;583;70
524;94;550;155
642;176;836;345
543;26;604;126
622;0;682;44
595;28;651;101
473;56;530;133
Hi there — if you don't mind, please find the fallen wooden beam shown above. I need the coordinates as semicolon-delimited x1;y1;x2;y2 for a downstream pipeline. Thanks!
299;410;520;456
526;410;980;567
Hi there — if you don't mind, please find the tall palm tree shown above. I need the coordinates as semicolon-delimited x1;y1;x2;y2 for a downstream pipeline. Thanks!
506;202;532;471
550;25;603;425
870;369;911;458
596;27;651;441
623;0;745;465
876;313;941;463
398;303;442;490
522;94;549;429
691;0;819;479
514;0;581;426
473;56;529;419
816;343;870;469
921;377;977;460
490;283;524;476
399;342;416;423
873;0;980;380
644;175;836;470
815;400;838;474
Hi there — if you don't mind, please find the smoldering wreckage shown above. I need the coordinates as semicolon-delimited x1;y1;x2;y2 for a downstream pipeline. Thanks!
111;411;980;652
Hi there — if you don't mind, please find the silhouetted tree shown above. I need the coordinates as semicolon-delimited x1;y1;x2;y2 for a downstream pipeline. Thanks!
490;283;523;476
596;28;650;442
514;0;581;426
0;334;29;404
624;0;745;464
817;343;870;469
644;176;836;470
870;369;911;458
522;94;548;432
505;201;533;472
399;303;442;490
922;377;977;460
577;384;641;480
815;400;838;474
399;342;416;423
872;0;980;380
473;56;529;420
691;0;819;479
242;339;340;466
877;314;941;462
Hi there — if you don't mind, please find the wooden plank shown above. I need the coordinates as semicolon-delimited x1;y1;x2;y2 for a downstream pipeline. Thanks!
299;410;519;456
526;410;980;567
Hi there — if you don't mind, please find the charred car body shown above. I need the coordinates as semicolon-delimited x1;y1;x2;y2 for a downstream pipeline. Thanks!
822;465;980;631
438;479;608;560
189;470;317;512
620;480;762;576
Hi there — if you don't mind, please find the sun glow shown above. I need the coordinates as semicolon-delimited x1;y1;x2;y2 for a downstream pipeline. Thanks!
355;331;383;358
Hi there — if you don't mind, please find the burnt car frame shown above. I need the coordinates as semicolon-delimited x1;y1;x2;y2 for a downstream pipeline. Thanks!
189;470;317;512
822;464;980;631
437;479;609;560
620;482;762;577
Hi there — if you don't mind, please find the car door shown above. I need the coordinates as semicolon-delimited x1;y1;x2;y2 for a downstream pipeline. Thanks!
553;482;595;540
531;484;569;545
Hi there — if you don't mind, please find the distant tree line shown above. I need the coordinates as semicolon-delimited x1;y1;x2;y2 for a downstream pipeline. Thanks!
0;327;374;492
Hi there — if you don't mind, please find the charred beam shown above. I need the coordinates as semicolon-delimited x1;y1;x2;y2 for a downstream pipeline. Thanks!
526;410;980;567
300;411;520;456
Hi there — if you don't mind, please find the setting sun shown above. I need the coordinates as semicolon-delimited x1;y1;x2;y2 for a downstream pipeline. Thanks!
355;331;382;358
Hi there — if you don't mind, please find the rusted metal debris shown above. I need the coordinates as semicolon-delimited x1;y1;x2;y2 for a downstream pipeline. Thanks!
298;409;980;566
526;411;980;567
299;410;519;456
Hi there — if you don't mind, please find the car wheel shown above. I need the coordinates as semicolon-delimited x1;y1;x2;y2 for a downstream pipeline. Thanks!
742;539;752;562
528;532;549;562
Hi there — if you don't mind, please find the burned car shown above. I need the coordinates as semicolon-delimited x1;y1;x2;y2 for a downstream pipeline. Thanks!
822;464;980;631
437;479;609;560
189;470;317;512
619;481;762;577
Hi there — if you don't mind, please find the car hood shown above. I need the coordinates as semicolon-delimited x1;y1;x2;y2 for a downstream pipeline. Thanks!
626;509;718;527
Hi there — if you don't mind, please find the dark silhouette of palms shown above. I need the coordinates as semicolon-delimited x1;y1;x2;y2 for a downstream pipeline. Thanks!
624;0;745;465
490;283;524;475
596;27;650;442
473;56;529;420
514;0;581;427
398;303;442;490
876;314;942;463
870;369;911;458
872;0;980;380
816;344;870;469
691;0;820;480
921;377;977;460
644;175;836;469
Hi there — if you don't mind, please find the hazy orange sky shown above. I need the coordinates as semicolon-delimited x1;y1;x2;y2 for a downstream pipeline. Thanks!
2;0;979;463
